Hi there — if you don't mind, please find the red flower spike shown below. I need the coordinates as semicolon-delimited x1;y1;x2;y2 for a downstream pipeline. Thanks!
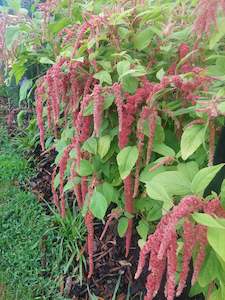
191;225;207;285
176;219;196;296
166;233;177;300
93;84;104;137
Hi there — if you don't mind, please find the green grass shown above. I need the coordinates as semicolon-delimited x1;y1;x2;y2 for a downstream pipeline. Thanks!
0;123;86;299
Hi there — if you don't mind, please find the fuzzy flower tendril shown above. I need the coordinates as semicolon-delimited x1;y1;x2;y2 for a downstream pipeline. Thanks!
134;195;225;300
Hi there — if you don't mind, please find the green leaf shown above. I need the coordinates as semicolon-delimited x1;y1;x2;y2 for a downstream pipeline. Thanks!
208;227;225;262
96;182;118;203
39;57;55;65
198;250;217;287
94;70;112;85
48;18;70;34
76;160;93;176
136;220;149;240
98;135;111;159
117;146;138;179
133;27;153;50
153;143;175;157
156;68;165;81
19;79;33;102
63;178;81;192
192;213;225;229
181;125;205;160
117;217;128;238
177;161;199;182
122;75;139;93
117;60;130;77
146;170;191;205
146;181;173;207
191;164;224;196
90;191;108;220
5;25;20;50
82;137;98;154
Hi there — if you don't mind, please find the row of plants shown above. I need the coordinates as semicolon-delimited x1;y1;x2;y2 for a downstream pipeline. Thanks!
2;0;225;299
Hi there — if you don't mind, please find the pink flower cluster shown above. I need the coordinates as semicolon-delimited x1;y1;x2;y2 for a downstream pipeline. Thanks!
135;196;225;300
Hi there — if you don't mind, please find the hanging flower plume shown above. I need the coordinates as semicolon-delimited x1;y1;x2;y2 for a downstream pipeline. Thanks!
135;196;225;300
193;0;225;39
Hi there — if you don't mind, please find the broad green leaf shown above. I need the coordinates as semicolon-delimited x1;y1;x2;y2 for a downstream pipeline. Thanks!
136;220;149;240
19;79;33;102
177;161;199;182
191;164;224;196
117;217;128;237
146;181;173;207
152;143;175;157
5;25;20;49
208;227;225;262
48;18;70;34
133;27;153;50
98;135;111;159
94;70;112;85
181;125;205;160
82;137;98;154
192;213;225;229
117;146;138;179
198;250;217;287
39;57;55;65
156;68;165;81
117;60;130;77
96;182;118;203
147;171;191;197
76;160;93;176
63;178;81;192
122;75;139;93
90;191;108;220
140;164;166;183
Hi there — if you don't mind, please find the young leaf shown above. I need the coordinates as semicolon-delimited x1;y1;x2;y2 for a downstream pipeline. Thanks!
192;213;225;229
117;60;130;78
191;164;224;196
117;217;128;238
117;146;138;179
76;160;93;176
136;220;149;241
133;27;153;50
181;125;205;160
90;191;108;220
98;135;111;159
208;227;225;263
147;171;192;197
96;182;118;204
19;79;33;102
177;161;199;182
82;137;98;155
152;143;175;157
94;70;112;85
122;75;139;94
